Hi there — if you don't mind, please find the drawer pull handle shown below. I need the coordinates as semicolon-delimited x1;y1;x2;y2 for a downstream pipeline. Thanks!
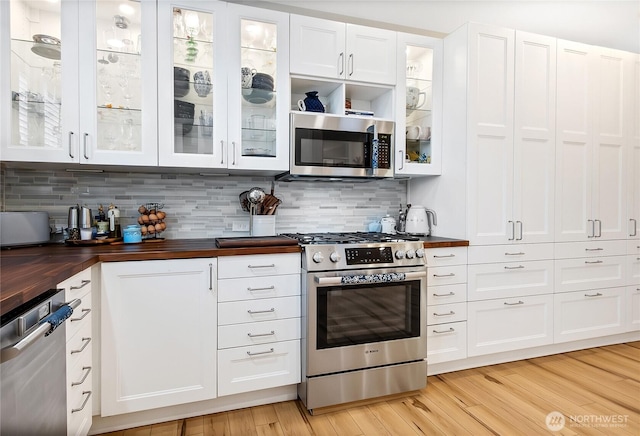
247;348;274;357
433;328;455;334
433;311;455;317
504;300;524;306
71;308;91;322
504;265;525;270
71;366;92;387
433;254;455;258
247;285;276;292
585;292;603;297
247;308;275;314
585;248;603;252
71;391;92;413
584;260;603;264
432;292;455;297
70;337;91;354
209;263;213;291
248;330;275;338
70;280;91;290
505;252;525;256
248;264;275;269
433;273;455;278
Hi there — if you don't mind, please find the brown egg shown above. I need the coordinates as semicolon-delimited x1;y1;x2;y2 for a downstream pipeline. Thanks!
155;223;163;232
138;205;147;214
147;224;156;234
149;213;158;223
160;222;167;230
141;214;150;223
137;216;144;225
140;225;147;235
148;209;156;215
156;211;166;220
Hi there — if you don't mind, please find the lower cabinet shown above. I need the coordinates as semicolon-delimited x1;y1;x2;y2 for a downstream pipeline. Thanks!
427;321;467;364
628;286;640;331
100;259;217;416
554;287;626;343
467;294;554;356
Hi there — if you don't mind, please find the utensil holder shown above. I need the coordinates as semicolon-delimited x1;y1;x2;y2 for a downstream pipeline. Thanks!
250;215;276;236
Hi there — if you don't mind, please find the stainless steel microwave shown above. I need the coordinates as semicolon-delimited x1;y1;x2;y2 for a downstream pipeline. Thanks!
277;113;395;181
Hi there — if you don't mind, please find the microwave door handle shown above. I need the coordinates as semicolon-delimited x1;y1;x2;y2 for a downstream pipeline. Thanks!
315;271;426;285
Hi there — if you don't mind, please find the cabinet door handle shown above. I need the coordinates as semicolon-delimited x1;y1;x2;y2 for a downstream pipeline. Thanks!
348;53;354;76
433;254;455;258
209;263;213;291
247;308;275;314
585;292;603;297
504;300;524;306
433;273;455;278
70;280;91;290
247;348;274;356
247;285;275;292
70;337;91;354
584;260;603;264
516;221;523;240
587;219;594;238
631;218;637;237
595;219;602;237
71;391;92;413
505;252;525;256
398;150;404;170
231;141;236;165
585;248;603;252
247;330;275;338
433;311;455;317
83;133;89;160
248;264;275;269
504;265;525;270
220;140;224;165
508;220;514;240
70;308;91;322
433;328;455;334
71;366;92;387
68;131;75;158
432;291;455;297
338;52;344;76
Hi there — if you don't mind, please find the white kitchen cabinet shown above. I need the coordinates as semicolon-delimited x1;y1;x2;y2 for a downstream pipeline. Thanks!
467;294;554;356
555;41;632;242
467;243;554;264
394;32;443;176
627;286;640;331
289;15;396;85
100;258;217;416
554;255;626;293
554;287;626;343
628;54;640;239
59;268;93;436
217;253;301;397
426;321;467;365
467;260;554;301
445;25;556;245
157;2;289;172
0;0;158;165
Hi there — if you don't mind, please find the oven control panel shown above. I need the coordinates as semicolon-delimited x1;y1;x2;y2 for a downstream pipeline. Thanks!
345;247;393;265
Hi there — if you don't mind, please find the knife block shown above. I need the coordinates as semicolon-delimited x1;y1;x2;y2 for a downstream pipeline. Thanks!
250;215;276;236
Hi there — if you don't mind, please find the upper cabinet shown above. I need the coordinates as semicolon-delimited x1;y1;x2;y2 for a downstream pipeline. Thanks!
394;32;443;176
555;41;632;242
289;15;396;85
0;0;158;166
628;54;640;240
157;1;290;172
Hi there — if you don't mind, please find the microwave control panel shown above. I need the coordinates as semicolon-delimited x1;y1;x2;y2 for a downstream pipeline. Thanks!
376;133;391;169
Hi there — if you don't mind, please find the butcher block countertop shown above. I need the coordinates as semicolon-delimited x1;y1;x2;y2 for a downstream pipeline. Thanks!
0;236;468;318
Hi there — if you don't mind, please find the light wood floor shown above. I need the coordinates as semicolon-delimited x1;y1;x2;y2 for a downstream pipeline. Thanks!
98;341;640;436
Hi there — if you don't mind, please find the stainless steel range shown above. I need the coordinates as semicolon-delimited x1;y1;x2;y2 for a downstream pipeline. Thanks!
282;232;427;413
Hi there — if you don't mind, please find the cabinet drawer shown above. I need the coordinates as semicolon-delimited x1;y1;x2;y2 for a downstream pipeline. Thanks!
218;274;300;302
67;352;93;436
424;247;467;267
61;268;92;300
67;331;92;374
554;288;626;343
217;339;300;397
218;253;300;279
467;294;553;357
628;286;640;332
218;296;300;325
628;240;640;255
427;283;467;306
555;240;627;259
427;321;467;365
468;243;554;264
427;302;467;325
218;318;301;349
554;256;626;293
428;265;467;286
66;292;92;343
628;254;640;285
468;260;554;301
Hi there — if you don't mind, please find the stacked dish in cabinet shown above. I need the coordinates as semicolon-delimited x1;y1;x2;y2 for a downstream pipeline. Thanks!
60;268;93;436
217;253;301;396
425;247;468;366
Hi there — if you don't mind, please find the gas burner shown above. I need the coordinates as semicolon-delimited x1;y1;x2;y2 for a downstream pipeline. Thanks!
281;232;421;245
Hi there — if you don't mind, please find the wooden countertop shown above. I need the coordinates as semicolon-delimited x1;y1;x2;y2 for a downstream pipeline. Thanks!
0;236;468;318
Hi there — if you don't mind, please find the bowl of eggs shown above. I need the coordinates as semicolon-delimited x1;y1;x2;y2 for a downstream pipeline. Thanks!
137;203;167;240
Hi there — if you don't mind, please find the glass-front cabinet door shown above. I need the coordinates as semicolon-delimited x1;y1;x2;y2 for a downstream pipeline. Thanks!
395;33;443;176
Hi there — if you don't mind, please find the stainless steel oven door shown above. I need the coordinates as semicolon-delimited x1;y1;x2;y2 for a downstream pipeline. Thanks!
305;266;426;377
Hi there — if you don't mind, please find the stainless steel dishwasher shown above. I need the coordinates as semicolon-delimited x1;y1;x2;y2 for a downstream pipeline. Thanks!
1;289;80;435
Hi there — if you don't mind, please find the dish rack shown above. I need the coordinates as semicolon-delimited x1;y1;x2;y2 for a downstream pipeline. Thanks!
137;202;167;240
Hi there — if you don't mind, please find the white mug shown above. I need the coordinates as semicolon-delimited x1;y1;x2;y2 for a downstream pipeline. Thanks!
406;86;426;109
406;125;422;140
297;99;306;111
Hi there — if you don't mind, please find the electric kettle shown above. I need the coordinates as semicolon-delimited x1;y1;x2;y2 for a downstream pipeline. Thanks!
405;206;437;235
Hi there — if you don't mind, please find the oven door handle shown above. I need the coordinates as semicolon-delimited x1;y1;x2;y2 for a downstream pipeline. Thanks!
315;271;426;285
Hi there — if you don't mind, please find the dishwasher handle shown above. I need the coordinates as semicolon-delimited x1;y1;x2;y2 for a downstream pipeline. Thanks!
0;299;81;364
